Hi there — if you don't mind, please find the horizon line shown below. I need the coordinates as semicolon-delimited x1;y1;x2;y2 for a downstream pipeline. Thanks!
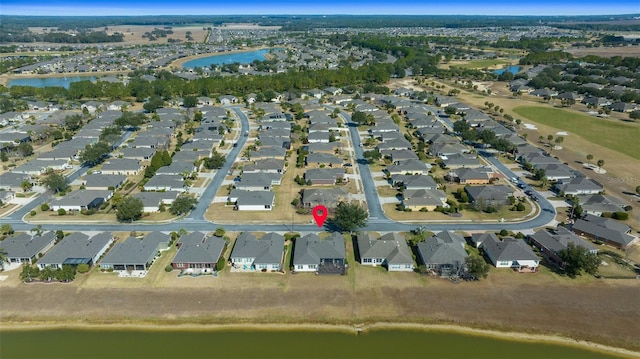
2;13;640;17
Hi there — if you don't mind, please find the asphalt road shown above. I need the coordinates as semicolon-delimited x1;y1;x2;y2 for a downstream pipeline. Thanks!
0;106;556;234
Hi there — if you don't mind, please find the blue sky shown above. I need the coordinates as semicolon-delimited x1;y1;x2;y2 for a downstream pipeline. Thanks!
1;0;638;16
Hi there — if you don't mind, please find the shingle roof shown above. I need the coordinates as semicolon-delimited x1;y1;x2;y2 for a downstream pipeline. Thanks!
294;233;345;266
357;233;413;265
37;232;113;266
173;232;226;264
2;232;56;260
231;232;285;265
417;236;468;266
101;232;169;266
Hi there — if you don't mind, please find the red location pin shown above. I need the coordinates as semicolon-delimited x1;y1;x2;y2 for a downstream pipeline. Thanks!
312;205;328;228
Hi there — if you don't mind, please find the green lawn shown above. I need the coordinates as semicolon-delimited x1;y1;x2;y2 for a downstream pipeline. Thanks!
513;106;640;160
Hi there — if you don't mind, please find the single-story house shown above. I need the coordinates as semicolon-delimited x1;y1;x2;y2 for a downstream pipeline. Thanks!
572;214;637;249
230;232;285;272
448;167;492;184
304;168;346;185
391;174;438;190
480;234;539;272
172;232;226;274
402;189;448;211
529;226;597;269
576;194;628;216
133;191;181;212
305;153;343;167
0;172;31;192
49;189;113;212
554;177;603;196
465;185;513;205
100;232;170;272
243;159;286;174
293;232;346;274
228;189;275;211
82;174;127;191
2;232;57;264
143;175;186;192
101;159;143;176
357;233;414;271
386;159;431;176
417;231;468;277
37;232;114;270
301;188;348;209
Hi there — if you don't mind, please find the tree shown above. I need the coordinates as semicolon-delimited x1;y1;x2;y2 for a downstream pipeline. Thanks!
554;136;563;148
629;110;640;121
0;151;8;162
558;243;600;278
115;112;146;129
76;263;90;274
214;227;226;237
547;134;553;147
42;173;68;193
0;247;7;270
169;195;198;215
64;114;83;131
143;96;164;113
586;154;593;166
465;254;490;279
30;225;43;236
183;95;198;108
597;159;605;171
202;152;226;169
331;202;368;233
0;224;14;236
17;142;33;157
80;141;111;166
362;149;382;164
116;197;144;222
20;180;32;192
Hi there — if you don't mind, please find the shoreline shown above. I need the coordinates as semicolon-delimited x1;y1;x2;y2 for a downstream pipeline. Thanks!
1;321;638;358
167;46;272;69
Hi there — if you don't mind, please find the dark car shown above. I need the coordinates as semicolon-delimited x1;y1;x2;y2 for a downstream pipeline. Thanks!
343;163;353;167
525;190;533;196
532;196;539;202
518;183;526;189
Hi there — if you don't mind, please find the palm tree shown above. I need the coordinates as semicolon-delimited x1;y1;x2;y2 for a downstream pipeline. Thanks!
538;135;544;143
242;148;252;161
554;136;564;149
597;159;605;172
586;154;593;166
0;247;7;270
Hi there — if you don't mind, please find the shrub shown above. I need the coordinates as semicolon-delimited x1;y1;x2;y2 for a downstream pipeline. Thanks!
76;264;90;273
516;202;525;211
30;210;36;216
290;198;299;206
58;208;66;216
499;229;509;236
164;265;174;272
601;212;612;218
216;257;226;271
107;267;114;273
612;212;629;220
419;207;428;212
40;203;50;211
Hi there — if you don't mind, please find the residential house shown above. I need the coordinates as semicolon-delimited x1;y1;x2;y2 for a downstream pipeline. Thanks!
133;191;180;212
301;188;348;209
391;175;438;190
228;189;275;211
235;173;281;191
448;167;493;184
304;168;346;185
478;234;539;272
172;232;226;273
143;175;186;192
402;188;448;211
417;231;468;277
386;159;430;176
554;177;603;196
441;154;481;169
13;159;70;175
37;232;114;270
530;226;597;269
119;147;156;161
230;232;285;272
357;233;414;271
465;185;513;206
2;232;57;264
49;189;112;212
101;159;142;176
218;95;238;105
82;174;126;191
0;172;31;192
100;232;170;272
243;159;286;174
572;214;637;249
305;153;343;167
293;233;346;274
576;194;628;216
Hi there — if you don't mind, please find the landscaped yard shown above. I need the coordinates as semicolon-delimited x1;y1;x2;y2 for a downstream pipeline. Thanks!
383;201;534;223
513;106;640;160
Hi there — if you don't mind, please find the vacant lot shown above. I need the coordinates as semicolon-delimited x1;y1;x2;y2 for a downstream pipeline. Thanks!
513;106;640;160
1;262;638;351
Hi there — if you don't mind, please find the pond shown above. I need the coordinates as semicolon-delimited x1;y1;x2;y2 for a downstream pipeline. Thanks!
182;48;274;68
8;76;96;89
0;327;626;359
494;66;521;75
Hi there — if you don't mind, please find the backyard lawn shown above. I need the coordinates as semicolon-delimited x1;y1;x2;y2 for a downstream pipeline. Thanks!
513;106;640;160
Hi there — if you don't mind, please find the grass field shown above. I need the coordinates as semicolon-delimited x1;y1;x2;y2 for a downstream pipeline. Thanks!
449;59;509;69
513;106;640;160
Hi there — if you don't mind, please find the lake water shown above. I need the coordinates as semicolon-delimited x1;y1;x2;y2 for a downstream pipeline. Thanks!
182;48;272;68
0;328;625;359
8;76;96;89
494;66;521;75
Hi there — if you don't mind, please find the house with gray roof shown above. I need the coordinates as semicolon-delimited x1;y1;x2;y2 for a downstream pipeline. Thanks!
235;173;281;191
251;147;287;161
243;158;286;174
357;233;414;271
304;168;345;185
530;226;597;269
293;233;346;274
101;158;142;176
82;174;126;190
50;189;112;212
554;177;603;196
144;175;186;192
230;232;285;272
100;232;170;272
391;174;438;190
133;191;180;213
13;159;70;175
2;232;57;264
381;149;419;165
37;232;114;270
449;167;493;184
575;194;627;216
305;153;343;167
441;153;481;169
0;172;31;192
172;232;226;274
228;189;275;211
535;163;578;181
156;161;197;176
402;189;448;211
417;231;468;277
386;159;430;176
119;147;156;161
465;185;513;206
572;214;637;249
301;188;348;209
480;235;539;272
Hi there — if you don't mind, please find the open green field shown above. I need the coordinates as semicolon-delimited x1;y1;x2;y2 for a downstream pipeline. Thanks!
454;59;509;69
513;106;640;160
